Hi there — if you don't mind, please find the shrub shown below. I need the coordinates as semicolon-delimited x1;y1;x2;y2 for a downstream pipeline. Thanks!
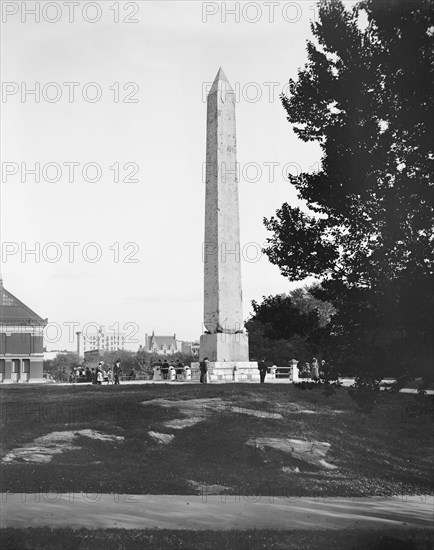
348;374;382;413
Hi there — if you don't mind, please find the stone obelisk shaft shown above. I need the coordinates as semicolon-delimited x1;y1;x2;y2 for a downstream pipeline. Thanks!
200;69;249;363
204;68;243;335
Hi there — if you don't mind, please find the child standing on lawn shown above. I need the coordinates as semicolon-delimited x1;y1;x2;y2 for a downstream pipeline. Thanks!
96;368;103;385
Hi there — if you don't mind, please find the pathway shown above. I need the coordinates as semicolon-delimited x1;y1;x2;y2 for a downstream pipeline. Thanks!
1;494;433;531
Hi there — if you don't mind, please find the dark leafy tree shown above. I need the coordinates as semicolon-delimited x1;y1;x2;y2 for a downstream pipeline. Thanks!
246;285;334;365
249;293;320;341
264;0;433;379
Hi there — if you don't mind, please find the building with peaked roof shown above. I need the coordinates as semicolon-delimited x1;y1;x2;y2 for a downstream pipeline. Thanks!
145;332;182;355
0;280;47;383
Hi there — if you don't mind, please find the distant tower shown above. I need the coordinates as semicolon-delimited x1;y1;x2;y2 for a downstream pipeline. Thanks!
76;331;82;357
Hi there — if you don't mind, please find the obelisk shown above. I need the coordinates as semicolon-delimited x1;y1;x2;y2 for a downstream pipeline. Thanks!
199;69;257;381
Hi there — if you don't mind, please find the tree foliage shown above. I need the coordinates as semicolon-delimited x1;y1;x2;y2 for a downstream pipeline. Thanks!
263;0;433;378
246;285;334;366
43;352;81;382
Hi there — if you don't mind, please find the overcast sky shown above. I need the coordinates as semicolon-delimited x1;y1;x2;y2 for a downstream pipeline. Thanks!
1;1;356;350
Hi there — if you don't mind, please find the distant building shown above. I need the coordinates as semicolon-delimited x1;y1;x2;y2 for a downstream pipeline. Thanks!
145;332;182;355
0;280;47;383
182;341;200;357
82;326;125;354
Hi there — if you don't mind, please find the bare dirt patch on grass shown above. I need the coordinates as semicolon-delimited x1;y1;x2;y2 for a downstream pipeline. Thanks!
2;430;124;464
148;431;174;445
164;418;202;429
270;400;347;416
187;480;233;495
142;397;282;426
143;398;282;449
245;438;338;471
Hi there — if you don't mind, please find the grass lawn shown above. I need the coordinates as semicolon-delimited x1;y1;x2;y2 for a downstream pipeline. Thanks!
1;384;433;496
2;528;434;550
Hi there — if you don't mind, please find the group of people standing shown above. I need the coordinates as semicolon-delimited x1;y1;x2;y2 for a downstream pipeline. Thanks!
198;357;324;384
69;357;326;385
158;359;185;380
299;358;325;380
93;360;122;385
258;357;326;383
70;360;123;385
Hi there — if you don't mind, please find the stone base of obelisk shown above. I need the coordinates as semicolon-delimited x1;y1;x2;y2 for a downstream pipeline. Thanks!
199;333;250;362
190;361;260;383
190;333;259;383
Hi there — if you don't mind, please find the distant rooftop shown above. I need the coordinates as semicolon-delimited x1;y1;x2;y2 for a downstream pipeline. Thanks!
0;281;47;326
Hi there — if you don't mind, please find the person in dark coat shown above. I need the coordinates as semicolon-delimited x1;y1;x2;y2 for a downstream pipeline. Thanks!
175;359;183;375
199;357;209;384
162;360;169;380
113;360;122;385
175;359;184;379
258;358;267;383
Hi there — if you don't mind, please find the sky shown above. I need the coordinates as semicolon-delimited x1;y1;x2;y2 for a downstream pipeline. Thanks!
0;0;356;350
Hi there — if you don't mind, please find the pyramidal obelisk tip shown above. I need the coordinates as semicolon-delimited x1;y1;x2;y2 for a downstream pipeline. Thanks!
217;67;228;80
209;67;233;94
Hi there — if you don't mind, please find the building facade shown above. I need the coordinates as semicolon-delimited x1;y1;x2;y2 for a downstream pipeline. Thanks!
145;332;182;355
181;341;200;357
82;326;125;354
0;281;47;383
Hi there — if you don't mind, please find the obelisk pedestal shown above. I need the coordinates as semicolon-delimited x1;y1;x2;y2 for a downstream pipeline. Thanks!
199;333;249;363
192;68;259;383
